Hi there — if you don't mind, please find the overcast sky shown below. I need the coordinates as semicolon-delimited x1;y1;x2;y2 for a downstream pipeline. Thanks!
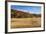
11;5;41;14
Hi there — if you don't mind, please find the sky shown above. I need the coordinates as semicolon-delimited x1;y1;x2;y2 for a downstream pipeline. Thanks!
11;5;41;14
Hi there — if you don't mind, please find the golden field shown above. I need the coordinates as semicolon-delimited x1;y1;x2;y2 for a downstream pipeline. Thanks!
11;17;41;28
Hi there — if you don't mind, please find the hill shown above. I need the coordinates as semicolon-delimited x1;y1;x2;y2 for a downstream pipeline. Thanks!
11;9;41;18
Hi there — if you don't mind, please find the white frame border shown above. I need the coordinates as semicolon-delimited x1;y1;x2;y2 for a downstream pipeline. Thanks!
7;2;44;32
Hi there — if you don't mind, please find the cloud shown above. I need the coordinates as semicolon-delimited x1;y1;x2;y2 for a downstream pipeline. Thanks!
12;9;41;14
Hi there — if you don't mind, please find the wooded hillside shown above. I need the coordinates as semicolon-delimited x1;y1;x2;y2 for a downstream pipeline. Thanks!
11;9;41;18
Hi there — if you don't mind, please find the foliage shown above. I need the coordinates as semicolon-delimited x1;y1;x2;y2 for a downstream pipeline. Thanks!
11;9;41;18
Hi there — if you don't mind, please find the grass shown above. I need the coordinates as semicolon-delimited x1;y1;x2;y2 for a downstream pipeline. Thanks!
11;17;41;28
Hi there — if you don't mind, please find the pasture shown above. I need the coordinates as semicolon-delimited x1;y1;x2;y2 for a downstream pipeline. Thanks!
11;17;41;28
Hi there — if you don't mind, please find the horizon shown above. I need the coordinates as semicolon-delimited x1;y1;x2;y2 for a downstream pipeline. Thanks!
11;5;41;14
